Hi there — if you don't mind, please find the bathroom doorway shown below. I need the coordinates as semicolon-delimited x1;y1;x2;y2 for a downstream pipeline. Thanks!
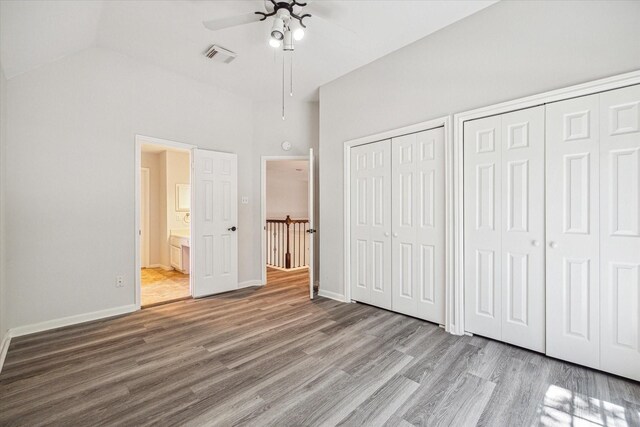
136;136;194;308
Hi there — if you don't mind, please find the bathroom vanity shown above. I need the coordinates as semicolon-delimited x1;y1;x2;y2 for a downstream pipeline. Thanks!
170;229;190;274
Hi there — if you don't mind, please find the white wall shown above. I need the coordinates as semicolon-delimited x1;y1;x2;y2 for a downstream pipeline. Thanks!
141;151;163;267
266;165;308;219
4;47;257;329
165;150;190;232
318;0;640;298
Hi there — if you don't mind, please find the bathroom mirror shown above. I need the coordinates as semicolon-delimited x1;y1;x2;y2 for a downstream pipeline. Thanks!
176;184;190;212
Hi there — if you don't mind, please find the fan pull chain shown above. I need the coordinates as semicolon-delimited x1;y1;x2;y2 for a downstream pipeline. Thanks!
282;55;285;120
290;54;293;97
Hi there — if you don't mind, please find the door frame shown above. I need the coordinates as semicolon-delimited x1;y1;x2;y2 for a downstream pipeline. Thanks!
343;115;453;327
140;167;150;268
260;155;310;286
135;134;196;310
451;70;640;335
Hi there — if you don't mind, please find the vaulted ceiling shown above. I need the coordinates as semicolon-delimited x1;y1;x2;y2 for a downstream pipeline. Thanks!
1;0;496;101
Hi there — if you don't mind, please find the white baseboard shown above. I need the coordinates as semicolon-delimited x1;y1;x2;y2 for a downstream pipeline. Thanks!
0;331;11;374
318;288;347;303
9;304;138;338
239;279;263;288
146;264;172;271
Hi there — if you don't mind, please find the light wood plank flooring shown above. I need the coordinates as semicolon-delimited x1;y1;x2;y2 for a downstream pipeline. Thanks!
1;268;639;426
141;267;190;307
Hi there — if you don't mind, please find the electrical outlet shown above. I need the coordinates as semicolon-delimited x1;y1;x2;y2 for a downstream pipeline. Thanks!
116;276;125;288
241;196;249;204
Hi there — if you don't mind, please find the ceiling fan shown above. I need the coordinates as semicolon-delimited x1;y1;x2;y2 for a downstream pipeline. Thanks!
202;0;342;119
203;0;336;50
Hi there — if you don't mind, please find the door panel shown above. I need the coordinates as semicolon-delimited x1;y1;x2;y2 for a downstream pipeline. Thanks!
193;149;238;298
500;106;545;352
392;127;445;323
464;116;502;340
350;140;392;309
599;84;640;381
546;94;600;369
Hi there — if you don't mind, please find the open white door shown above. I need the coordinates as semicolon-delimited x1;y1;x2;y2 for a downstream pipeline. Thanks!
193;149;238;298
308;148;315;299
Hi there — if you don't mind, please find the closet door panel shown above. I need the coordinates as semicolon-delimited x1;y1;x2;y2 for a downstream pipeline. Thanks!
464;116;502;340
416;128;445;323
391;128;445;323
546;94;600;369
600;85;640;381
350;140;392;308
500;106;545;352
392;134;419;317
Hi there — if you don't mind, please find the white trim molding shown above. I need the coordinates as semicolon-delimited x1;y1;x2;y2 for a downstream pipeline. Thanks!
9;304;137;338
0;332;11;373
451;69;640;336
239;279;264;288
343;115;454;329
318;288;348;303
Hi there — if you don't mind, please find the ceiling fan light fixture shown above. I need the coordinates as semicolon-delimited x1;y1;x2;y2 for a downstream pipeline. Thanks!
293;27;305;41
269;37;281;48
270;17;285;40
283;30;294;51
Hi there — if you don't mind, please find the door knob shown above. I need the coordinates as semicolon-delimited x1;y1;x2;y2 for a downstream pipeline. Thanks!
393;233;398;238
532;240;540;247
549;241;558;249
384;232;390;237
228;226;237;232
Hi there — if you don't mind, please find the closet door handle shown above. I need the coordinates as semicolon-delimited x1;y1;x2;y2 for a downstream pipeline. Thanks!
384;232;390;237
549;241;558;249
532;240;540;247
393;233;398;238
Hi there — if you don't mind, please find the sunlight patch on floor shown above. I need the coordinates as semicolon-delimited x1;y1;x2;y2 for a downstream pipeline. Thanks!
537;385;636;427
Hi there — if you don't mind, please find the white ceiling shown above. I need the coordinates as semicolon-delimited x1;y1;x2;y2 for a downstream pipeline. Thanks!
1;0;496;101
0;0;103;78
141;142;190;154
267;159;309;182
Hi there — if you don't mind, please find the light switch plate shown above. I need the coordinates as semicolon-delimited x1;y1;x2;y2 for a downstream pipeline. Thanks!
241;196;249;204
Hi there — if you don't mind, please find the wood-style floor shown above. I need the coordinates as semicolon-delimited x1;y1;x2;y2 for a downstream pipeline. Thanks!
141;267;190;307
1;268;639;426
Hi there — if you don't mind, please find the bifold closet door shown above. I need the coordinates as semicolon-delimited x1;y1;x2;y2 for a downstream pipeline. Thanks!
391;127;445;324
599;85;640;381
350;140;392;309
545;94;601;369
464;106;545;352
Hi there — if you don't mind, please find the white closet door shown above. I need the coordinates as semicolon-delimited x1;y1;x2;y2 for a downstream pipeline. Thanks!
391;127;445;324
464;116;503;340
599;85;640;381
500;107;545;352
546;94;600;369
350;140;392;309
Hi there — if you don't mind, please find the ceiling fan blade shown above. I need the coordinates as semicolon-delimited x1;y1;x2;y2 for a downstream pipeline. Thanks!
304;0;351;21
203;13;262;31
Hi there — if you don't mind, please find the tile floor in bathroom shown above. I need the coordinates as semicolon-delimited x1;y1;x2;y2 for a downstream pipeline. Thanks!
141;267;190;307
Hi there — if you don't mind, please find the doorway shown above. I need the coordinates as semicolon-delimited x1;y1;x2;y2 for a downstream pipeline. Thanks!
136;136;194;308
261;151;315;298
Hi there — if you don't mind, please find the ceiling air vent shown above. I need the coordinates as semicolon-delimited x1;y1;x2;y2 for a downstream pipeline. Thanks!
204;45;237;64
